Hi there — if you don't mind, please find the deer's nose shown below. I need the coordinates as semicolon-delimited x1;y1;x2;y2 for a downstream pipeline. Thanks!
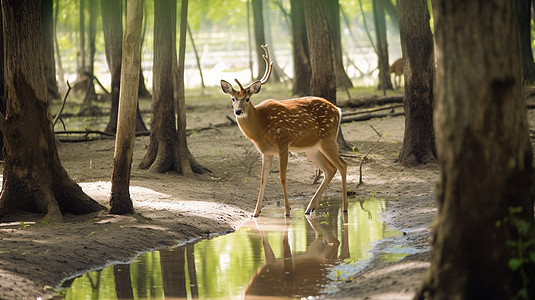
234;109;243;116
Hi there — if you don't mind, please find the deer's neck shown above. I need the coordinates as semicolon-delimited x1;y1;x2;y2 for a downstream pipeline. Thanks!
236;103;268;145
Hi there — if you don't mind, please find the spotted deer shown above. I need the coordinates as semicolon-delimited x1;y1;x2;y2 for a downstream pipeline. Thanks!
220;45;347;217
389;58;404;89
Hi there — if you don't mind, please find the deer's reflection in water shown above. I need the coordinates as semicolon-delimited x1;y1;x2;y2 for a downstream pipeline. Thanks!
245;213;349;298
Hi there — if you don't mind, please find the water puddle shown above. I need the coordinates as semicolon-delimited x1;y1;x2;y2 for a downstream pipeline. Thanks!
58;196;413;299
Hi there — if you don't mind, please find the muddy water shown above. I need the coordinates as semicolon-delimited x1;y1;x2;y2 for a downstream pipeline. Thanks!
60;197;411;299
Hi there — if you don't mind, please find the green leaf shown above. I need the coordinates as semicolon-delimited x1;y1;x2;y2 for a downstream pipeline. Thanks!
506;240;518;247
508;258;523;271
529;252;535;264
509;206;523;214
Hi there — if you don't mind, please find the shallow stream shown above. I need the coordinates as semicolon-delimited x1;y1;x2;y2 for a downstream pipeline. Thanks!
59;196;413;299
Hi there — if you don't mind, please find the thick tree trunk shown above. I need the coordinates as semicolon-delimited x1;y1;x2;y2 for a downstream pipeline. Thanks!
303;0;336;103
109;0;144;215
41;0;59;100
373;0;392;91
290;0;310;96
0;0;104;222
140;0;206;175
417;0;535;298
304;0;350;150
397;0;436;166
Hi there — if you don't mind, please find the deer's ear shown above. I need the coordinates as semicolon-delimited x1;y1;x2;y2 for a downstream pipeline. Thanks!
248;81;262;95
220;80;235;95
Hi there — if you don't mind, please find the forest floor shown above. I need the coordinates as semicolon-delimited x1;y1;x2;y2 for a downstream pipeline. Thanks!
0;86;534;300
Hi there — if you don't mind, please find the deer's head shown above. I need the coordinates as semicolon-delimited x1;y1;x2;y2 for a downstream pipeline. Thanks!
220;45;273;117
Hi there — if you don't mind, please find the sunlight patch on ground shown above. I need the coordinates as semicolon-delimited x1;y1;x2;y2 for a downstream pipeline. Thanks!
79;181;231;218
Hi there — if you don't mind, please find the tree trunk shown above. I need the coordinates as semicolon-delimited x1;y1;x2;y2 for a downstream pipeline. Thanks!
251;0;267;81
0;0;105;222
416;0;535;298
290;0;310;96
41;0;59;100
373;0;392;91
54;0;67;96
327;0;353;90
109;0;144;215
82;0;98;107
303;0;336;103
78;0;86;80
518;0;535;84
101;0;146;133
304;0;350;150
397;0;436;166
140;0;207;175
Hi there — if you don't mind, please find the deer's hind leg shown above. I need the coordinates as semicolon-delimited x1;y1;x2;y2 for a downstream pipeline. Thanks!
305;149;337;214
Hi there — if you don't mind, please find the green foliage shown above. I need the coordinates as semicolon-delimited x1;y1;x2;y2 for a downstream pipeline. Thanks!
499;206;535;300
18;221;30;230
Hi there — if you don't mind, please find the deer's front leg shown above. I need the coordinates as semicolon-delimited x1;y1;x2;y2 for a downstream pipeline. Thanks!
254;154;274;217
278;149;291;217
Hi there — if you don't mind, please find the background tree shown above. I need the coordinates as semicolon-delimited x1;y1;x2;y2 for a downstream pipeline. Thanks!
290;0;310;96
518;0;535;84
372;0;392;91
41;0;59;100
327;0;353;90
139;0;206;175
109;0;144;215
303;0;350;150
397;0;436;166
0;0;104;222
251;0;267;81
100;0;146;133
416;0;535;298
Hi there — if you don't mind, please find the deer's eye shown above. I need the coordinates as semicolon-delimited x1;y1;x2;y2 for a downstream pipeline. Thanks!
245;98;250;102
231;97;236;102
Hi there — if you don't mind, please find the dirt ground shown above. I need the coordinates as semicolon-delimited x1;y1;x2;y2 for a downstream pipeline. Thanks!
0;88;533;300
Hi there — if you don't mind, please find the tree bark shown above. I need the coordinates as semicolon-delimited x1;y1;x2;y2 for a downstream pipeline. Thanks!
109;0;144;215
416;0;535;298
373;0;392;91
41;0;59;100
0;0;105;222
304;0;350;150
140;0;206;175
290;0;310;96
397;0;436;166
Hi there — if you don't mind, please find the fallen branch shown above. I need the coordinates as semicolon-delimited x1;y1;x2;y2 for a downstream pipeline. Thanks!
343;104;403;117
342;111;404;123
345;95;403;108
53;81;71;126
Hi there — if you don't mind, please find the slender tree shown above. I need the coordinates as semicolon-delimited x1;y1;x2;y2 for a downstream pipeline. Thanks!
518;0;535;83
290;0;310;96
41;0;59;100
397;0;436;166
0;0;104;222
100;0;146;133
372;0;392;91
327;0;353;90
416;0;535;298
251;0;267;81
109;0;144;215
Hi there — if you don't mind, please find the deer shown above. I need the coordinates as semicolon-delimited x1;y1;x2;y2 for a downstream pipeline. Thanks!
389;58;404;89
220;45;347;217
